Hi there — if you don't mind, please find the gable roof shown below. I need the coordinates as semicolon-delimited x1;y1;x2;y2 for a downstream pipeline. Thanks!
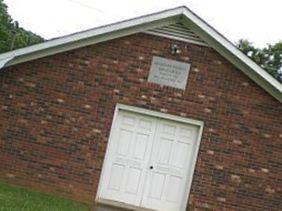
0;6;281;103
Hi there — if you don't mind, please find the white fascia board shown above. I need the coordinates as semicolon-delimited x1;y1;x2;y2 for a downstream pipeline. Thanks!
0;6;280;102
0;7;183;69
0;56;14;69
180;7;282;102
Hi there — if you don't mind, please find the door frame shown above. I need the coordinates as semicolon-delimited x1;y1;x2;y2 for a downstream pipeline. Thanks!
96;103;204;211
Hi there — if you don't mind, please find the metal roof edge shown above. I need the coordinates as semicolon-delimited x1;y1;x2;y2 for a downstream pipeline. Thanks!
0;6;280;102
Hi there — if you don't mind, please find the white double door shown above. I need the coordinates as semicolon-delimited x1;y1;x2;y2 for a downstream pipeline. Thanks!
99;110;199;211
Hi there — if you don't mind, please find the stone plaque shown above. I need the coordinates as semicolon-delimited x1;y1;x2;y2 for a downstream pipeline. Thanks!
148;56;191;89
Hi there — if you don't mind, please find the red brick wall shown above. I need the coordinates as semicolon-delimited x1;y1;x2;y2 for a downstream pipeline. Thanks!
0;33;281;210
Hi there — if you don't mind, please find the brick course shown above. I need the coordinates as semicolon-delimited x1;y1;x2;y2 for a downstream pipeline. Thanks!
0;33;281;210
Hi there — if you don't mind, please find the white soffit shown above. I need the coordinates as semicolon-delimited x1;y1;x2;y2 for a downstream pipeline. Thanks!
0;6;281;103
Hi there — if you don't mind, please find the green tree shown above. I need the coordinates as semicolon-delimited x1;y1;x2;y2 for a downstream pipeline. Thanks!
0;0;44;53
237;39;282;82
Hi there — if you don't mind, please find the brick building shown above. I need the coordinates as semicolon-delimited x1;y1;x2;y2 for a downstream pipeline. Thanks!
0;6;281;211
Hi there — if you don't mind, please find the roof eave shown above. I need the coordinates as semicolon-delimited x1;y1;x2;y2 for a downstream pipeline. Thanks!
181;8;282;103
0;7;185;69
0;6;281;103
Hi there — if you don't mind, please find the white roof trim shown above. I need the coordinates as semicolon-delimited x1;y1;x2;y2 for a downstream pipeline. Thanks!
0;7;182;68
0;56;14;69
0;6;281;103
181;8;282;97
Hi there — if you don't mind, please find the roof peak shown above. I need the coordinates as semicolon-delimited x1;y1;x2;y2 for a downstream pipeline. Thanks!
0;6;281;102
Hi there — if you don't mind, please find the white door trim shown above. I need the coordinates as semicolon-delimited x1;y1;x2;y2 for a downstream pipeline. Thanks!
96;104;204;211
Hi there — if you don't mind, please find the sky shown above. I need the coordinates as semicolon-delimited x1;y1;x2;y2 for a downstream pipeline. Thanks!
4;0;282;47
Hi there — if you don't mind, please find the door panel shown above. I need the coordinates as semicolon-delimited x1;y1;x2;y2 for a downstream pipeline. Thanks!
141;119;198;211
99;109;199;211
100;111;156;206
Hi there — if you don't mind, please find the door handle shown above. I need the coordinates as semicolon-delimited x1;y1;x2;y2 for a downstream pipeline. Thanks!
149;166;154;170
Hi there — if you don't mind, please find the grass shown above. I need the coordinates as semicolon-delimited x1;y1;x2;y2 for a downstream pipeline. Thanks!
0;182;90;211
